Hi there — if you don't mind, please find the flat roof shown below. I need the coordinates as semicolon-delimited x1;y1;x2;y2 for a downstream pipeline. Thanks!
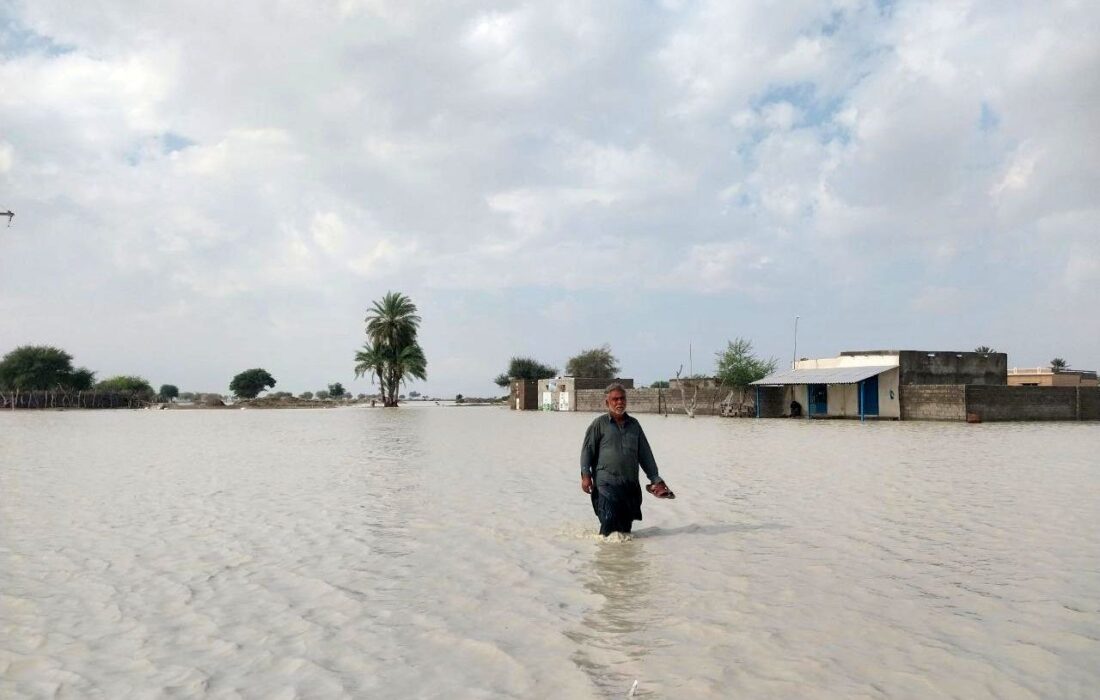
751;365;896;386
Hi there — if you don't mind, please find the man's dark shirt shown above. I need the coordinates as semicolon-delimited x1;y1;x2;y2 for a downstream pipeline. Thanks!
580;413;662;486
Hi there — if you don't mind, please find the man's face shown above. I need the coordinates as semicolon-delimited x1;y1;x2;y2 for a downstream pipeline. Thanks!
606;390;627;417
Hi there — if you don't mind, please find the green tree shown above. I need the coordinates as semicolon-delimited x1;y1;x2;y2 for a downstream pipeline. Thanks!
1051;358;1069;371
650;380;670;388
328;382;346;399
316;390;331;400
360;292;427;407
354;341;386;393
299;391;314;400
565;345;619;379
0;345;94;391
97;376;155;401
716;338;778;386
974;345;995;353
409;390;420;398
455;393;464;403
493;357;558;387
68;368;96;391
393;342;427;396
159;384;179;401
229;368;276;399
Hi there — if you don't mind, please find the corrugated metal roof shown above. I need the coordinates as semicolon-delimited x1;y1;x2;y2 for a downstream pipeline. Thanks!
750;365;895;386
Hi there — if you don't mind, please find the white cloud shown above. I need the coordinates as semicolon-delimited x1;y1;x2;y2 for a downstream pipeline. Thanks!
2;0;1098;394
0;142;12;173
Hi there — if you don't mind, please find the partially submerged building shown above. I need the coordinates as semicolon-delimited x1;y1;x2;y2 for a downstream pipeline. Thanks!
752;350;1098;421
508;379;539;410
751;350;1007;420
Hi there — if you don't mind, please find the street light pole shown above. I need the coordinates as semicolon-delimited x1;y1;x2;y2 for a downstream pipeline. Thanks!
792;315;800;369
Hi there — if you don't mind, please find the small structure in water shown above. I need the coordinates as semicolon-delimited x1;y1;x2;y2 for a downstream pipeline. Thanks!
751;349;1098;422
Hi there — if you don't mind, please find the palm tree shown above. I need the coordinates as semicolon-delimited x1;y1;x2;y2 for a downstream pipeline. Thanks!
393;343;427;392
366;292;421;348
974;345;995;353
1050;357;1069;371
354;341;387;393
362;291;426;406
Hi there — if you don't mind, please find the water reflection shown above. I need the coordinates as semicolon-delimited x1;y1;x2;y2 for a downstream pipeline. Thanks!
568;540;657;696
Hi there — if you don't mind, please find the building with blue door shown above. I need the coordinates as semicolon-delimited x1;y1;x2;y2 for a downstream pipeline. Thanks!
751;356;901;419
750;350;1008;420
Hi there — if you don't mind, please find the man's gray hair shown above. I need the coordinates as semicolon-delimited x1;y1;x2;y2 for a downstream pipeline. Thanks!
605;382;627;396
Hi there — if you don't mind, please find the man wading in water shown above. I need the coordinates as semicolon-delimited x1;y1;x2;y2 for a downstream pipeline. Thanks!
581;383;674;536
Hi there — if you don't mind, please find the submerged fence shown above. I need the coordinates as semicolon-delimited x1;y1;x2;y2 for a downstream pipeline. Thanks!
1;390;153;410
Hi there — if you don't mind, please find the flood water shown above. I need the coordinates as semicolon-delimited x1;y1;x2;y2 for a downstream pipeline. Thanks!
2;406;1098;699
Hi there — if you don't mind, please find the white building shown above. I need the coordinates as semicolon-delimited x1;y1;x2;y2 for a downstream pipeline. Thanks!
752;353;901;419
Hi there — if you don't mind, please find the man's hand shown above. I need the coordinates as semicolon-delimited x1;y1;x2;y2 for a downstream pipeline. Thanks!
646;481;675;499
581;473;593;494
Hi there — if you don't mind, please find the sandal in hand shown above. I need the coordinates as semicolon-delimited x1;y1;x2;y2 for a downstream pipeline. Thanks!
646;482;676;499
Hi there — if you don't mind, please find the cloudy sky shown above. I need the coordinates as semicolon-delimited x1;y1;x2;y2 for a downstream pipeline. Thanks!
2;0;1097;397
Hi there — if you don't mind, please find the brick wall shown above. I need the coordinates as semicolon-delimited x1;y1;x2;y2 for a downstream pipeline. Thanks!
573;377;634;391
576;387;730;415
1079;388;1100;420
896;350;1007;385
900;384;1096;421
900;385;966;421
966;385;1077;421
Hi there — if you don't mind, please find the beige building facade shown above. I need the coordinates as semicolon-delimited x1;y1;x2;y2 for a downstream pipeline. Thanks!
1007;368;1098;387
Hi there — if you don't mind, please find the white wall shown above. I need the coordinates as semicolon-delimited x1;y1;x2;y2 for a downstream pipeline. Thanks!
784;368;900;419
796;354;900;370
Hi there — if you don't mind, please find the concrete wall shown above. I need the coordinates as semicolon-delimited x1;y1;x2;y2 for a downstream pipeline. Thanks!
576;387;728;415
1079;388;1100;420
573;377;634;391
900;385;967;421
797;354;899;370
966;386;1077;421
894;350;1007;386
669;377;722;389
899;385;1099;421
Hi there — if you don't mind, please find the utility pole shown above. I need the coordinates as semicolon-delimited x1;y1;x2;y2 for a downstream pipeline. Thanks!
792;315;800;369
1;210;12;227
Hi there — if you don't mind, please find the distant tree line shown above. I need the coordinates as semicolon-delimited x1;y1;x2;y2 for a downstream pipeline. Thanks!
0;345;162;409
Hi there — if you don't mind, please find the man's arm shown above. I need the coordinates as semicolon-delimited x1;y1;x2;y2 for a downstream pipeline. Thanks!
637;428;663;484
580;421;600;493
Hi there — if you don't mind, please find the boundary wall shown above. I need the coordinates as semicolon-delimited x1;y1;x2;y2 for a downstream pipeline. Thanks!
574;386;788;417
900;385;966;421
900;385;1100;421
576;387;728;416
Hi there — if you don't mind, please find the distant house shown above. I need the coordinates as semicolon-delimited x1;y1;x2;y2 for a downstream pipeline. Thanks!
1007;367;1098;387
535;377;634;411
751;350;1007;420
508;379;539;410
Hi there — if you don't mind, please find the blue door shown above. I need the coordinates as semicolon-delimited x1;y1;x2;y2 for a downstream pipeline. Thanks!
858;376;879;416
808;384;828;415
